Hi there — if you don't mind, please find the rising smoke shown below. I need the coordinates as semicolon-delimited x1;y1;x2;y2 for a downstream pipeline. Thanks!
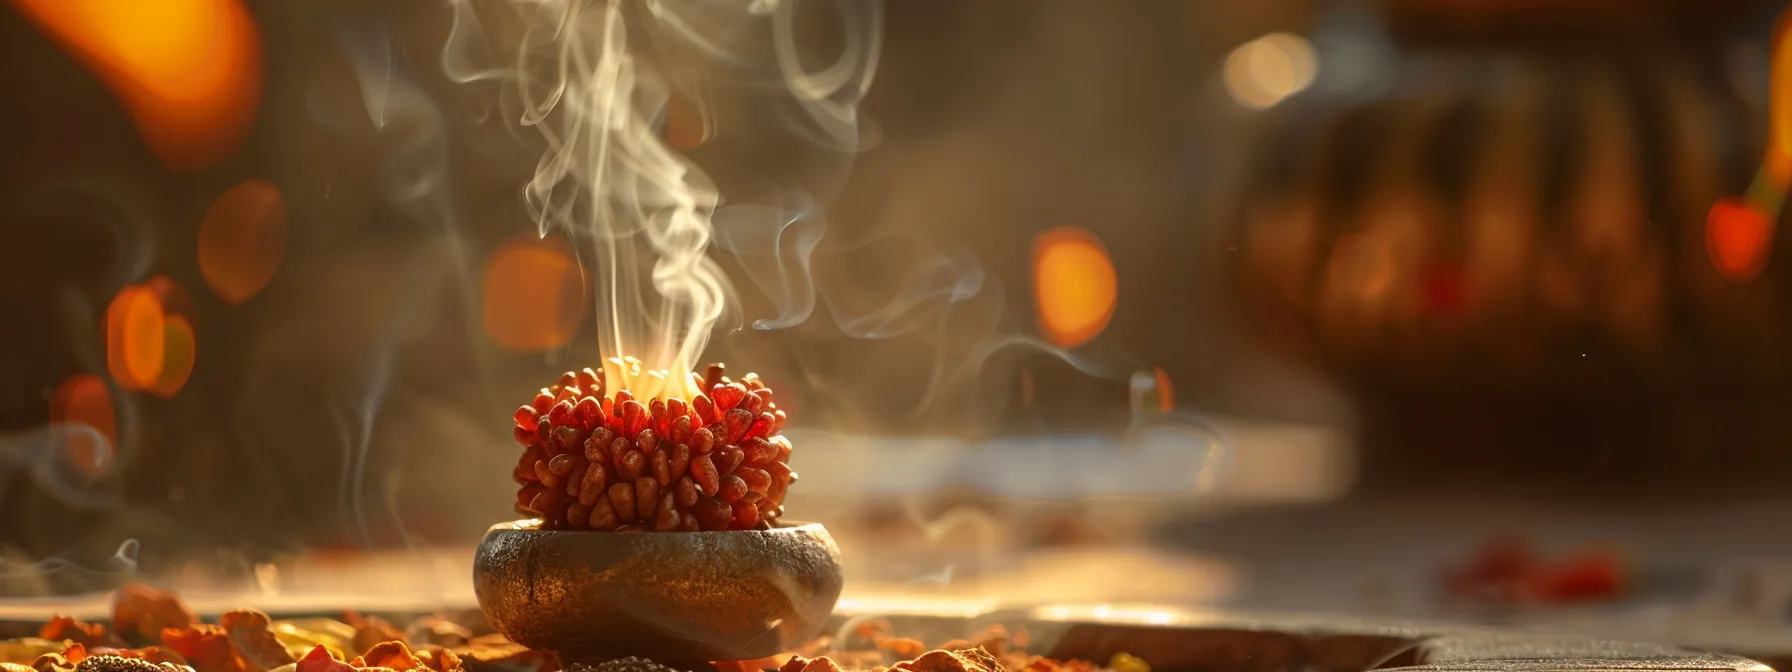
438;0;1182;435
444;0;735;400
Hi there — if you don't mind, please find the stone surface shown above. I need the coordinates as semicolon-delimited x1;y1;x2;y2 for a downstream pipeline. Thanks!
473;520;843;664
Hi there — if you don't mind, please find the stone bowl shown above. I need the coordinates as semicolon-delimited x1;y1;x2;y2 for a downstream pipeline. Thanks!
472;519;844;664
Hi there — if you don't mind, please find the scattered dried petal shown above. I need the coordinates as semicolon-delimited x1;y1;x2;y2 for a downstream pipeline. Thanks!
1108;652;1149;672
353;641;424;670
39;617;111;648
157;626;238;672
345;614;404;657
878;638;928;661
112;585;195;645
455;634;559;672
218;610;295;672
895;648;1001;672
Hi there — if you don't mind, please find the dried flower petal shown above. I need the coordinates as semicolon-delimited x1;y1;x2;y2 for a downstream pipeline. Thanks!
218;610;294;672
112;585;194;645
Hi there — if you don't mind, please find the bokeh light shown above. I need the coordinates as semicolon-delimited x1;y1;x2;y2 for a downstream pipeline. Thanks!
145;274;195;320
1153;367;1175;414
198;179;288;305
1706;198;1772;281
7;0;262;171
151;316;198;399
482;234;587;352
1327;234;1396;300
104;285;165;392
1223;33;1318;110
1770;11;1792;178
49;374;116;478
1032;226;1118;349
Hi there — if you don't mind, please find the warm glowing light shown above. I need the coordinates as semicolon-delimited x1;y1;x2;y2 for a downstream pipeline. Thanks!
105;286;165;392
1153;367;1174;413
50;374;116;478
1704;4;1792;273
1327;234;1396;299
482;234;587;352
8;0;262;171
1707;199;1773;281
145;274;195;320
1422;261;1467;314
199;179;288;305
1032;226;1118;349
1770;10;1792;177
151;316;197;399
833;595;1001;619
1223;32;1318;110
1031;603;1209;627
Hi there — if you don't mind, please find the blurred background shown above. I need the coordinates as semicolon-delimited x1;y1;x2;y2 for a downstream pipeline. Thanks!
6;0;1792;656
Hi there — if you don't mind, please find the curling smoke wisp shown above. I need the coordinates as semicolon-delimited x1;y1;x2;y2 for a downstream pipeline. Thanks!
441;0;857;399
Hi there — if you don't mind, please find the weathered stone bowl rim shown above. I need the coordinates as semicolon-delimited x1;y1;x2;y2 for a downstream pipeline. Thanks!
483;518;828;535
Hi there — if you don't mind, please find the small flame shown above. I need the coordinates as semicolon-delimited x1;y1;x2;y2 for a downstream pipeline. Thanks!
7;0;262;170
